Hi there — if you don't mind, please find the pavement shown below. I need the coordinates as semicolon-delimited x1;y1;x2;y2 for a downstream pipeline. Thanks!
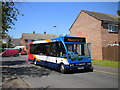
93;65;119;76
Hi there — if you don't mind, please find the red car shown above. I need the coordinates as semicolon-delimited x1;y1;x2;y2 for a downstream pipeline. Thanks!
0;49;19;57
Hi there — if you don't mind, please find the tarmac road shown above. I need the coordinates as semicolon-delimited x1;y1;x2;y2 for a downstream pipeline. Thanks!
1;55;119;88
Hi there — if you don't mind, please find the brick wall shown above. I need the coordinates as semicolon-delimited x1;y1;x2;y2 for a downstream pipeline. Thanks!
70;11;103;60
102;23;119;47
20;35;26;46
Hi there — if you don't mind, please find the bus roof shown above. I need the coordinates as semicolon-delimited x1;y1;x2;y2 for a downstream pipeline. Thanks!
29;36;86;44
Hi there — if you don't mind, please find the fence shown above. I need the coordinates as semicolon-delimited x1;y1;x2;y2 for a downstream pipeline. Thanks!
102;46;120;61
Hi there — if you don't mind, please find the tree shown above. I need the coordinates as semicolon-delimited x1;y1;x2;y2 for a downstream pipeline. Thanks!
117;10;120;16
117;10;120;21
1;0;23;48
2;0;22;34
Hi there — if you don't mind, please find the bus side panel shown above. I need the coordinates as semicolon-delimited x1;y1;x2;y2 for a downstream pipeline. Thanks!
35;55;47;66
33;55;69;70
46;56;59;69
33;55;58;69
46;57;69;69
57;58;69;65
46;61;59;69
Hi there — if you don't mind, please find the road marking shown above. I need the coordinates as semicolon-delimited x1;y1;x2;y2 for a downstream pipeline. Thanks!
94;70;119;76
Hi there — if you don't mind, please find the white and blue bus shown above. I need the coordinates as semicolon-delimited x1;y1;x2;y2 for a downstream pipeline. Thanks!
28;36;93;73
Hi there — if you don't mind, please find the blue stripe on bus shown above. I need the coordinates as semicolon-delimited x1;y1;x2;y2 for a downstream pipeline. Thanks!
36;60;60;69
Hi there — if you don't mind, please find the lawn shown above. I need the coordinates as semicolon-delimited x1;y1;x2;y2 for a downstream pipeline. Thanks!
92;59;120;68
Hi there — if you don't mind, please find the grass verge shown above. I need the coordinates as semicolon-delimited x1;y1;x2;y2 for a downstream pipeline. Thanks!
92;59;120;68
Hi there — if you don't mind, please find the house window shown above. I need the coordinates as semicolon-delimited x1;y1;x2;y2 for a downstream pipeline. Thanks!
108;24;118;32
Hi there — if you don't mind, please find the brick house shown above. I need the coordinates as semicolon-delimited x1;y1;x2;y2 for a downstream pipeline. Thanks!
21;32;57;50
69;10;119;60
11;38;21;47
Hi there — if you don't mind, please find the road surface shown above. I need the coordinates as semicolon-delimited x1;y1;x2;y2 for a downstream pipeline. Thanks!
1;55;119;88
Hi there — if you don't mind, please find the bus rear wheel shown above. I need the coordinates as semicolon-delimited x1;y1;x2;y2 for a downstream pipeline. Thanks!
33;59;37;65
60;64;66;74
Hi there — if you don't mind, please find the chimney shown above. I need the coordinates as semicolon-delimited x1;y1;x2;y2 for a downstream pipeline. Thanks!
44;31;46;34
33;31;35;34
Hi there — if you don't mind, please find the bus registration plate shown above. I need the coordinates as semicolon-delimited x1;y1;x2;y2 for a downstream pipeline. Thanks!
78;67;84;69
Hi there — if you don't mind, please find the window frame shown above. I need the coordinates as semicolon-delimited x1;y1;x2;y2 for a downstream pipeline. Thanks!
108;24;118;32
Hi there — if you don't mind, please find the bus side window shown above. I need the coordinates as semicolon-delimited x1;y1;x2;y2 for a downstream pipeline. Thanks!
50;43;57;57
56;42;61;57
49;42;61;57
46;44;51;56
30;44;46;55
38;44;46;55
53;42;66;57
59;42;66;57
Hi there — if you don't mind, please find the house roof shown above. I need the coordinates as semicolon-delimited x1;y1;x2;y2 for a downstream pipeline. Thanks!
83;10;118;23
69;10;119;30
22;33;57;40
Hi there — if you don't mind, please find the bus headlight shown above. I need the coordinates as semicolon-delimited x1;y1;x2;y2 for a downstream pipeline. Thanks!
70;64;74;66
87;62;92;65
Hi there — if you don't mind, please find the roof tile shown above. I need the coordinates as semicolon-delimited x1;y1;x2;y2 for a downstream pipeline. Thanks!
83;10;118;22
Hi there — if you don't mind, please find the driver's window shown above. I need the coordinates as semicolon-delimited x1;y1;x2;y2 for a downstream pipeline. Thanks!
67;44;73;52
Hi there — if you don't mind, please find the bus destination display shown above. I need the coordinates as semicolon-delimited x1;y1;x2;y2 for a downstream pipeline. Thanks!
64;37;86;42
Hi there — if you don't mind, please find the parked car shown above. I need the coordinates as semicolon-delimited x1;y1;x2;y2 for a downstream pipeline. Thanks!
0;49;20;57
20;50;27;55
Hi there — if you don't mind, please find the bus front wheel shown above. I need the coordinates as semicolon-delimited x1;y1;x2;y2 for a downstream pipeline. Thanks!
60;64;66;74
33;59;37;65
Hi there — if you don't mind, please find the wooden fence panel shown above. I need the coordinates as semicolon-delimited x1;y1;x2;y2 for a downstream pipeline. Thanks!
102;46;120;61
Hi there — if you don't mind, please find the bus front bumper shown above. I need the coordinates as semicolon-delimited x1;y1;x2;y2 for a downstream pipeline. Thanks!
65;65;93;71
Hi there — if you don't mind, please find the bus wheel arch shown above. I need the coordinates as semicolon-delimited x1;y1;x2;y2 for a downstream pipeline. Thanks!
60;63;66;74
